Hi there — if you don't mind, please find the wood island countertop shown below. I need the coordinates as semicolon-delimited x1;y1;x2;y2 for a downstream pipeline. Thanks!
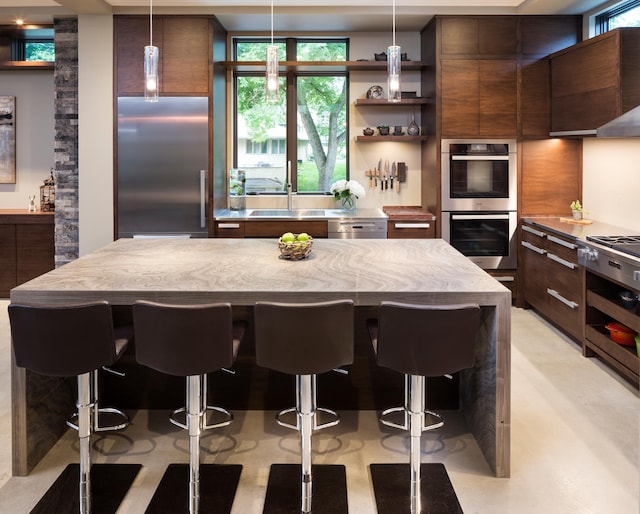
10;238;511;478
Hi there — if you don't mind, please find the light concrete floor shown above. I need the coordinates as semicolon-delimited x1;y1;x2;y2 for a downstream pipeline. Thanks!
0;301;638;513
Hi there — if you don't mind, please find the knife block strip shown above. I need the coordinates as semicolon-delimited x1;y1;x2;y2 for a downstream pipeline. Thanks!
397;162;407;182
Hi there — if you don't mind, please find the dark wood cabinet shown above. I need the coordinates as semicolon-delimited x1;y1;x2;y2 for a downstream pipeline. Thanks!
431;15;581;140
520;221;584;341
0;212;54;297
441;59;517;138
519;139;582;217
550;28;640;134
440;16;517;56
387;220;435;239
114;16;211;96
215;220;328;239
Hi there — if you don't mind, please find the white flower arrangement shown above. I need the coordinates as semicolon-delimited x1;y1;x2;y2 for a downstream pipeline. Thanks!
330;179;366;200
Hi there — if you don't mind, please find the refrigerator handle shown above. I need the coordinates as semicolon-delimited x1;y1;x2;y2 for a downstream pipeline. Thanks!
200;169;207;229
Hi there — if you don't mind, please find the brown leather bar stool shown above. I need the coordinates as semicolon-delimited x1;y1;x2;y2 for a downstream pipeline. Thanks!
8;301;134;514
368;301;481;514
132;300;245;514
254;299;354;514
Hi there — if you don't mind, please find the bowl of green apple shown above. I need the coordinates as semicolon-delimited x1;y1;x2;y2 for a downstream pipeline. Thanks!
278;232;313;260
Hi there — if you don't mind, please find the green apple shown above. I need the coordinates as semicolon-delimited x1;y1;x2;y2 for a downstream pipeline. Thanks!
296;232;310;242
281;232;295;243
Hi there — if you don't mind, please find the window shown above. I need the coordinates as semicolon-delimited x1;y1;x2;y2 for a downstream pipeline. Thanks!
1;26;55;62
595;0;640;34
233;38;348;194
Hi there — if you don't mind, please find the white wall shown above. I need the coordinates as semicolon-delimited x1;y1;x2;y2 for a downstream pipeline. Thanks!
0;71;54;209
583;138;640;232
78;14;114;256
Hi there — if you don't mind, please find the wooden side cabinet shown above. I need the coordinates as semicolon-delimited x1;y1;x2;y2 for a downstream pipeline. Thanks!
114;15;211;96
550;28;640;134
0;212;54;297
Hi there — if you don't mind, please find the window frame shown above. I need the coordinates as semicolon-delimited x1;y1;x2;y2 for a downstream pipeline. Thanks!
595;0;640;33
231;36;349;195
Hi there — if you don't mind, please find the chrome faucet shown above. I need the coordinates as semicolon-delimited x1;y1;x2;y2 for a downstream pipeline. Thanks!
287;161;294;211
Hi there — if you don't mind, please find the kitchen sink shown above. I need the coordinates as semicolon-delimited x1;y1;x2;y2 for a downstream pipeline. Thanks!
248;209;327;218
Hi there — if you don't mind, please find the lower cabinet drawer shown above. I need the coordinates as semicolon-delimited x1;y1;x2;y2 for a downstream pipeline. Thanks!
214;221;245;238
387;221;435;239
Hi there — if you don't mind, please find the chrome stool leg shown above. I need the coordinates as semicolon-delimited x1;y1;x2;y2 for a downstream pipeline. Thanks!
187;375;203;514
170;372;233;431
408;375;425;514
77;372;93;514
298;374;314;514
67;368;129;433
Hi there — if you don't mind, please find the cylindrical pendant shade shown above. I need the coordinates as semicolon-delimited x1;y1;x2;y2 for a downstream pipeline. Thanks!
266;45;279;103
387;45;401;103
144;45;159;103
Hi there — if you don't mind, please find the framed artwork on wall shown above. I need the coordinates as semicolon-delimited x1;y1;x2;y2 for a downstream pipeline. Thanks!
0;96;16;184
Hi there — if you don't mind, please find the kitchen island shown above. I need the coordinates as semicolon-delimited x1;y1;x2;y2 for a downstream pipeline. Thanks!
10;238;511;477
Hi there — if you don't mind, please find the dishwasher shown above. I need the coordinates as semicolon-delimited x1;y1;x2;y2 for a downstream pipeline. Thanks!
327;218;388;239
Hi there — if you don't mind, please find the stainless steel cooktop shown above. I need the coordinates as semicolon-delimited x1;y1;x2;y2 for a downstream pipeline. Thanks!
586;235;640;259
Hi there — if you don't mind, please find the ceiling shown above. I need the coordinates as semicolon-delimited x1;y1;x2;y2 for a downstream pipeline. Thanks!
0;0;606;31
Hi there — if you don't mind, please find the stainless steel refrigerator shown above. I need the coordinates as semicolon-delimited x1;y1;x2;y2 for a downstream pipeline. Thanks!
117;97;209;238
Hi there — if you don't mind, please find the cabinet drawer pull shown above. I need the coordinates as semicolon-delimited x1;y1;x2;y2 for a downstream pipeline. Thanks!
217;223;240;229
494;276;514;282
522;225;546;238
547;235;577;250
547;288;578;309
394;223;430;229
521;241;546;255
547;253;577;270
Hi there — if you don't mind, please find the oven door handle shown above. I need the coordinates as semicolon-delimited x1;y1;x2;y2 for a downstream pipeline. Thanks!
451;155;510;161
451;213;511;221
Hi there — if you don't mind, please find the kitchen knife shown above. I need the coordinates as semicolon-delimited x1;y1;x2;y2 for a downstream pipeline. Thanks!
365;168;373;188
380;161;389;191
391;161;395;189
395;163;400;192
376;159;382;187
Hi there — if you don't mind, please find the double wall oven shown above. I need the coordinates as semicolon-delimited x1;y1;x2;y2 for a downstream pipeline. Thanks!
441;139;518;269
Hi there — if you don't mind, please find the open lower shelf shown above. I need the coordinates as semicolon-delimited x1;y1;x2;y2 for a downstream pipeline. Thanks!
587;289;640;332
584;325;639;384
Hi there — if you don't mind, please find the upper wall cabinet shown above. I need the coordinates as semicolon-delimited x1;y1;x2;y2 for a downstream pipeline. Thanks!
550;28;640;135
441;59;517;138
440;17;517;56
430;15;581;139
114;16;211;96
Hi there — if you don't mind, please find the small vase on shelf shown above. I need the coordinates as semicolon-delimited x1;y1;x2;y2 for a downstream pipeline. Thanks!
407;114;420;136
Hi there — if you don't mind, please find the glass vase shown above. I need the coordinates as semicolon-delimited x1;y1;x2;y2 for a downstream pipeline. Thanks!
340;194;357;211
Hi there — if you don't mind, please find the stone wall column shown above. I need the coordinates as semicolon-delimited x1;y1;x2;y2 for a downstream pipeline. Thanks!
53;17;79;267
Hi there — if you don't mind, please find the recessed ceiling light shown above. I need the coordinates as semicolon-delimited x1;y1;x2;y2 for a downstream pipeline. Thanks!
15;19;24;26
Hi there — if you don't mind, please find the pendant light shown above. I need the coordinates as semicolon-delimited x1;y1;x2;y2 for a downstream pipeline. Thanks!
265;0;279;102
387;0;401;103
144;0;159;102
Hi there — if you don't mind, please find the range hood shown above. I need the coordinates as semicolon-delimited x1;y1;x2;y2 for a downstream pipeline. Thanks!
549;105;640;138
596;105;640;138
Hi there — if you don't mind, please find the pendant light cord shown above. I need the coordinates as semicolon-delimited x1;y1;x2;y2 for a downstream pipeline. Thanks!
392;0;396;47
149;0;153;47
270;0;274;45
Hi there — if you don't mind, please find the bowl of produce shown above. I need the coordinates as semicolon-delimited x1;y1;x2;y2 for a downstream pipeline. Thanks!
278;232;313;260
618;290;637;309
604;321;637;346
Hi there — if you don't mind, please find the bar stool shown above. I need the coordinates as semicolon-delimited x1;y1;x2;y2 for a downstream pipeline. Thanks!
8;301;134;514
368;301;481;514
254;299;354;514
132;300;245;514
